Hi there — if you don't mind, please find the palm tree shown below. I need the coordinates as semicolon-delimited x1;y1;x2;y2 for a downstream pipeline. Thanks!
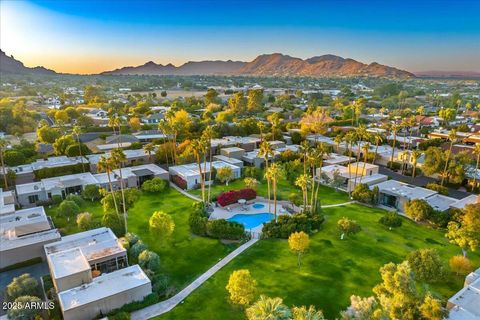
411;149;421;181
353;126;368;189
389;123;399;169
358;142;370;184
143;143;155;162
312;142;329;212
191;139;207;203
472;143;480;189
158;119;173;167
333;135;343;154
295;174;310;211
0;139;8;189
344;132;355;197
259;141;274;212
202;127;215;204
441;129;457;186
246;296;291;320
266;163;282;222
371;133;383;165
97;155;119;216
111;148;128;234
299;140;311;175
72;125;85;173
258;121;267;142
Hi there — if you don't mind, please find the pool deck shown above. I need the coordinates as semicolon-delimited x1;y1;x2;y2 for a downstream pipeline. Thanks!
210;200;288;233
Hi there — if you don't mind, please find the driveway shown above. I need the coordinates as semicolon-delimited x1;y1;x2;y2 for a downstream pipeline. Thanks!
0;262;49;316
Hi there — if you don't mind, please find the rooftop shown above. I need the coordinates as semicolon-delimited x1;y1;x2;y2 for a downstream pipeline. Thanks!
374;180;437;200
448;277;480;319
47;247;91;279
58;265;150;311
16;172;98;195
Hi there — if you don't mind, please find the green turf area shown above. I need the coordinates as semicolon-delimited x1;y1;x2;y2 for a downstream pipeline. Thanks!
190;176;350;205
157;204;480;320
46;188;238;291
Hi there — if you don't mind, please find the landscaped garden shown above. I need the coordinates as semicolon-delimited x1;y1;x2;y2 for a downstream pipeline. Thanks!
156;203;480;320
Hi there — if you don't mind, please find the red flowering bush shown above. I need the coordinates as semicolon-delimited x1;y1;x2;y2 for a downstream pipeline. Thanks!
217;188;256;207
171;175;187;190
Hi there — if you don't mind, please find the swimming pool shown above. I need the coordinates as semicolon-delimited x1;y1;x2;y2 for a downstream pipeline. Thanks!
252;203;265;209
227;213;274;229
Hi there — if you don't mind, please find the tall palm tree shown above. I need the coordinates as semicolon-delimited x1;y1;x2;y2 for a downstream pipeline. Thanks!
259;141;274;212
246;296;291;320
111;148;128;234
344;132;355;197
411;150;421;181
299;140;311;175
295;174;310;211
202;127;215;204
441;129;457;186
371;133;383;165
353;126;368;188
97;155;119;216
143;143;155;162
258;121;267;142
333;135;343;154
472;143;480;189
358;142;370;184
389;123;399;169
0;139;8;189
313;142;330;212
72;125;86;173
266;163;282;222
191;139;207;203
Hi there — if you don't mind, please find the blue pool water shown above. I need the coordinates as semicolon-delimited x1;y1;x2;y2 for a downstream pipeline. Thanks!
252;203;265;209
227;213;274;229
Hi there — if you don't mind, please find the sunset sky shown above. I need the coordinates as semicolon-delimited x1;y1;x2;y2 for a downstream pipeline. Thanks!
1;0;479;74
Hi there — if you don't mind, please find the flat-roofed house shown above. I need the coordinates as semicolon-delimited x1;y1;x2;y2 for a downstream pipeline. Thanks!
93;164;168;190
446;268;480;320
318;163;387;192
16;172;98;207
0;206;60;268
87;149;153;173
44;228;151;320
169;161;241;190
0;188;16;216
213;155;244;168
220;147;245;160
58;265;151;320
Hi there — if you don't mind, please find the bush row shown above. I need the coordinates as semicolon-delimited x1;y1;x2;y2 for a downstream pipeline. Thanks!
217;188;256;207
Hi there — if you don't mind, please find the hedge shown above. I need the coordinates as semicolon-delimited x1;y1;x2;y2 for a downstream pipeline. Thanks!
171;175;187;190
217;188;256;207
34;163;85;180
262;212;325;239
206;219;245;240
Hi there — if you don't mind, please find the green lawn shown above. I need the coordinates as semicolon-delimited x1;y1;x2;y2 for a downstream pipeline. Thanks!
190;176;350;205
46;188;238;291
157;204;480;320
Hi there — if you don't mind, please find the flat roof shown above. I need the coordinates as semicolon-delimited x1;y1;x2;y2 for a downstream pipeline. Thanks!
213;155;244;165
448;277;480;319
374;180;437;200
48;247;91;279
44;227;125;262
450;195;479;209
221;147;245;152
58;265;150;311
16;172;98;195
87;149;149;164
348;162;379;170
425;194;458;212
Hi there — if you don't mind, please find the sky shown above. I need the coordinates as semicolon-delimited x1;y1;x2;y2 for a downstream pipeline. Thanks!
1;0;479;74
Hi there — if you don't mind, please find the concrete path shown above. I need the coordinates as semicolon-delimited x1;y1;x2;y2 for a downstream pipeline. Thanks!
169;182;201;202
131;238;259;320
321;201;356;208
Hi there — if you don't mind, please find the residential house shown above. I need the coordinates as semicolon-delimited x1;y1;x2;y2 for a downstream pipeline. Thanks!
446;267;480;320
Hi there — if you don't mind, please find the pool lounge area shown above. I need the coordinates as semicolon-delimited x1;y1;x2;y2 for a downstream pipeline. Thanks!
210;201;288;232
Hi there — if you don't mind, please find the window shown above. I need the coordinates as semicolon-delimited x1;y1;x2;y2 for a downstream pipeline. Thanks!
28;195;39;204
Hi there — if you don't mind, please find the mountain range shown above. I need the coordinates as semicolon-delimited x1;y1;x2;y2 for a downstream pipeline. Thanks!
101;53;415;78
3;49;476;79
0;50;56;75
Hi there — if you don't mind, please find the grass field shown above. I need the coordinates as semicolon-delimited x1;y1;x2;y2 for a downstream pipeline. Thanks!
189;176;350;205
157;203;480;320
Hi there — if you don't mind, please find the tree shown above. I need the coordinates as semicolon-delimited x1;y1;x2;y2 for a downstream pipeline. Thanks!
288;231;310;268
337;217;361;239
0;138;9;188
204;88;219;106
441;129;457;186
55;109;69;123
102;211;125;236
58;200;80;217
422;147;445;176
247;89;264;113
340;295;378;320
4;150;26;166
404;199;432;222
190;138;207;202
259;141;274;212
372;261;420;320
446;204;480;256
97;155;119;216
372;134;383;165
228;91;247;114
472;143;480;189
449;255;473;275
149;211;175;239
379;211;402;228
389;123;399;169
143;143;155;162
53;134;76;155
225;269;257;306
7;274;39;300
142;177;168;193
419;294;446;320
72;125;85;172
244;177;258;190
246;296;291;320
160;90;167;97
7;296;43;320
129;240;147;260
37;124;61;143
111;148;128;235
291;305;325;320
76;212;93;231
410;149;421;181
138;250;161;271
295;174;311;211
266;163;283;221
407;249;444;282
351;184;374;204
82;184;101;201
217;166;234;186
129;117;141;132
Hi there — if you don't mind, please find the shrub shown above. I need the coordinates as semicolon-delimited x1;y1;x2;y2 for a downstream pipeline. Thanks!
426;183;449;195
217;188;256;207
387;161;401;171
138;250;161;271
102;189;140;213
404;199;433;222
379;211;402;228
206;219;245;240
449;255;473;275
34;163;84;180
125;232;140;246
149;211;175;238
7;296;43;320
82;184;102;201
102;212;125;237
243;166;260;179
142;178;168;193
65;194;85;206
352;184;375;204
407;249;444;282
58;200;80;217
7;274;39;300
189;208;208;236
262;212;325;239
337;217;361;237
171;175;187;190
76;212;93;231
52;195;63;205
130;240;147;260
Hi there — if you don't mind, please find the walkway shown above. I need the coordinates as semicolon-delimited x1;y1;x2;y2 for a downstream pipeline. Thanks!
322;201;356;208
131;238;259;320
169;182;201;202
